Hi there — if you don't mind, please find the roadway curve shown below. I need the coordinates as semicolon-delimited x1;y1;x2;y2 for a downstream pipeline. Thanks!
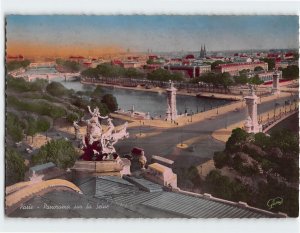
116;94;296;168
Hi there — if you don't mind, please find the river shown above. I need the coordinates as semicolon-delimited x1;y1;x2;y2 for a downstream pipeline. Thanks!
24;68;233;117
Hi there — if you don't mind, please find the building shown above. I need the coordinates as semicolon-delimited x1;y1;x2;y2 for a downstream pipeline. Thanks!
121;61;141;68
215;62;268;75
144;163;177;188
6;54;25;62
165;64;211;78
199;44;207;58
247;71;280;83
7;175;287;218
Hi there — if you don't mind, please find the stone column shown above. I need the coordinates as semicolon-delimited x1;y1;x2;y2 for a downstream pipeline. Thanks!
165;81;177;121
272;70;281;95
244;87;262;133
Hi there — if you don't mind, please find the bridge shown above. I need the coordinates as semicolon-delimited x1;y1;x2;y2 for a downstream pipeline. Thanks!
261;103;298;133
25;72;80;82
29;62;56;68
5;179;82;214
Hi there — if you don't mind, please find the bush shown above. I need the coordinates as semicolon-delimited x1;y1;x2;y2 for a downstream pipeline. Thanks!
46;82;69;97
32;139;79;169
7;96;66;119
6;148;26;185
101;94;118;112
67;112;79;123
7;77;48;92
6;112;24;142
6;60;30;72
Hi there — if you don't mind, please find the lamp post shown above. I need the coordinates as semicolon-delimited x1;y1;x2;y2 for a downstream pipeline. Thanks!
139;120;142;136
216;106;219;115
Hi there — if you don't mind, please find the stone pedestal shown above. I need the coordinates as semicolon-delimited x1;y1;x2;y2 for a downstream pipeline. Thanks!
244;89;262;133
165;81;177;121
71;159;131;178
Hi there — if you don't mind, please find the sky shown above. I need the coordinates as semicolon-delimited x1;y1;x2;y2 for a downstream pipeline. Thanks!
6;15;299;57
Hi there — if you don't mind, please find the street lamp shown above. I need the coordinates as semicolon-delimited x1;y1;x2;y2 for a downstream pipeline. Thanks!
139;120;142;136
216;106;219;115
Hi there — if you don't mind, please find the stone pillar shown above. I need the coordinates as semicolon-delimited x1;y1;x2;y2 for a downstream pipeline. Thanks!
165;81;177;121
272;70;281;95
244;87;262;133
192;66;196;78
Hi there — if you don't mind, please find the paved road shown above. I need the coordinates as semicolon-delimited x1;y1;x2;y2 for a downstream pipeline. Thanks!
116;95;296;168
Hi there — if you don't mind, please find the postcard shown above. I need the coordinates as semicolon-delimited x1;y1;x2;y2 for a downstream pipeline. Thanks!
5;15;299;219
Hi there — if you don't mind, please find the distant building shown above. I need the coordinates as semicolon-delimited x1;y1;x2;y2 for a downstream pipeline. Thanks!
248;71;280;83
215;62;268;75
164;64;211;78
121;61;141;68
69;56;85;63
199;44;207;58
6;54;24;62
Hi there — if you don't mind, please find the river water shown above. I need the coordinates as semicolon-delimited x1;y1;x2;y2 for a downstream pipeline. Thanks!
25;68;232;117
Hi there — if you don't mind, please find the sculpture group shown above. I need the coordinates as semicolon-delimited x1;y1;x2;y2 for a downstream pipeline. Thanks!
74;106;129;161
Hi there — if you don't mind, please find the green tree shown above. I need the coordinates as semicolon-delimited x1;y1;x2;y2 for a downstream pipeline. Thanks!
6;112;24;142
260;58;275;70
282;65;299;80
101;94;118;112
233;74;248;85
147;68;183;82
32;139;79;169
213;151;229;169
254;132;271;150
81;67;99;79
67;112;79;123
254;66;264;72
226;128;249;152
249;75;264;85
6;59;30;72
46;82;68;97
6;148;26;185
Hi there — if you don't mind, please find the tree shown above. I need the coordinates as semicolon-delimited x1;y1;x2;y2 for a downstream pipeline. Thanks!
67;112;79;123
282;65;299;80
91;85;103;98
6;59;30;71
233;74;248;85
249;75;263;85
260;58;275;70
6;112;24;142
254;132;271;149
81;67;99;79
225;128;249;152
254;66;264;72
147;68;184;82
213;151;229;169
32;139;79;169
101;94;118;112
6;148;26;185
46;82;68;97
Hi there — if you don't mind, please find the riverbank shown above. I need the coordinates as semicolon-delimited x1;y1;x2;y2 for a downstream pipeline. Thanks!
110;91;293;132
80;80;242;101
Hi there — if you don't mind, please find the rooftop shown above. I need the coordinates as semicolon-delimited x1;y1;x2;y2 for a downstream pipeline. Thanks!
8;176;284;218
